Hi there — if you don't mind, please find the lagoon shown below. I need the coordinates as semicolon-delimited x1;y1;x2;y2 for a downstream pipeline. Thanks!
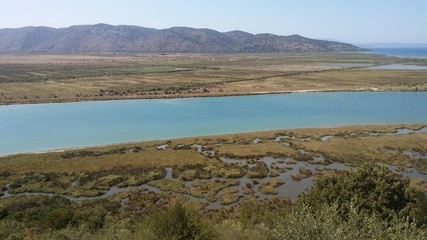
368;64;427;70
1;91;427;155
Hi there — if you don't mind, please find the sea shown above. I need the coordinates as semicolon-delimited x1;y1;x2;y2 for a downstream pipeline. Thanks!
366;48;427;58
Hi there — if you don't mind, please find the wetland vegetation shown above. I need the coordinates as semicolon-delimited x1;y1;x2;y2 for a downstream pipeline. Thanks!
0;124;426;239
1;52;427;239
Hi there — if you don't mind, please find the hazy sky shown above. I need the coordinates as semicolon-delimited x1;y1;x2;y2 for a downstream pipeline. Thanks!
1;0;426;43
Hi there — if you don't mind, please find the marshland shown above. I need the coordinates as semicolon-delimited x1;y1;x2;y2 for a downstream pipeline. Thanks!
0;123;426;239
1;52;427;239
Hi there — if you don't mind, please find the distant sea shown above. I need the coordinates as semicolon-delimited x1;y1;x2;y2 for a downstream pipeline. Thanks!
367;48;427;58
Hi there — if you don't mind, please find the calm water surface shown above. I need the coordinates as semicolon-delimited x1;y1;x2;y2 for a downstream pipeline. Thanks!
1;92;427;155
367;48;427;58
368;64;427;70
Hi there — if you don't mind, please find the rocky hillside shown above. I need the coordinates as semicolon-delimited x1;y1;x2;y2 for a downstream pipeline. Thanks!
0;24;363;53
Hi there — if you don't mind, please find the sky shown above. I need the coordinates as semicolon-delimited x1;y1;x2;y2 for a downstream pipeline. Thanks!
0;0;426;43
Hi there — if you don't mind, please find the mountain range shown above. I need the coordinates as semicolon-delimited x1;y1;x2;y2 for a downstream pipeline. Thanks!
0;24;363;53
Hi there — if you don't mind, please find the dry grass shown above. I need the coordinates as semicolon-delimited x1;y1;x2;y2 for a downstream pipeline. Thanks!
192;179;240;202
223;69;427;94
219;187;242;205
0;147;212;175
1;124;426;178
1;124;426;200
1;53;427;105
299;134;427;173
282;124;425;139
216;142;298;158
148;179;191;195
259;178;285;194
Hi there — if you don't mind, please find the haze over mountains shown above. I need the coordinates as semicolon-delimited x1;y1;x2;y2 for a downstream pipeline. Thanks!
0;24;363;53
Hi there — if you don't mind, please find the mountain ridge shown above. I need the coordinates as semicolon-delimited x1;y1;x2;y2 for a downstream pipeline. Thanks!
0;24;363;53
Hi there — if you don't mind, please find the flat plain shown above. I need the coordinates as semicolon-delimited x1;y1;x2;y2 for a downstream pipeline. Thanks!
1;52;427;105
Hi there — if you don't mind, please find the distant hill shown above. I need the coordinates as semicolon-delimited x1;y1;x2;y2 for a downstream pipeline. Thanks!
0;24;363;53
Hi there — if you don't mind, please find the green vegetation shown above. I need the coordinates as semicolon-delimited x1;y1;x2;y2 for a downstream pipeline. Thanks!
217;142;298;159
219;188;242;205
0;164;425;239
146;203;215;240
274;163;427;239
148;179;192;195
192;179;240;202
247;162;269;178
259;178;285;194
1;53;427;105
0;124;426;238
1;49;427;239
298;164;425;222
6;166;164;197
274;202;426;240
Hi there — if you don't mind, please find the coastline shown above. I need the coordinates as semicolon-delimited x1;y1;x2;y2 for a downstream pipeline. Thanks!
1;52;427;106
1;123;426;158
0;87;422;107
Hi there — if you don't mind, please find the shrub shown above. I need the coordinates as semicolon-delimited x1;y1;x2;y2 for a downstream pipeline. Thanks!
297;163;426;223
273;202;427;240
146;203;215;240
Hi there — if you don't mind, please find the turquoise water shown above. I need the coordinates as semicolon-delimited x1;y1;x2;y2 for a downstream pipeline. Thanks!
1;92;427;155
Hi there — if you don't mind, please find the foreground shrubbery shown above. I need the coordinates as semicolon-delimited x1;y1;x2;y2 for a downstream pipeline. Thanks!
146;203;215;240
275;164;427;240
0;163;425;239
297;163;427;225
274;203;426;240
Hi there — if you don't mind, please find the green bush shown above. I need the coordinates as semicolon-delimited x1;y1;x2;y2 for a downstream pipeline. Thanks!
273;202;427;240
216;220;272;240
146;203;215;240
297;163;426;223
273;163;427;239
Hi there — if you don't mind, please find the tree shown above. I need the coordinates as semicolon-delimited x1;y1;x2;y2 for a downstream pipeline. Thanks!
296;163;426;223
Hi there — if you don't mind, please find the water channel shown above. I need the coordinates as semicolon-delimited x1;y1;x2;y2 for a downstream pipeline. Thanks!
1;92;427;155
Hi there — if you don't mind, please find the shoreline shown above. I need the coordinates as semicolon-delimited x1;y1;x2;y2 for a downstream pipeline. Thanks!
0;88;423;107
1;51;426;107
1;123;426;158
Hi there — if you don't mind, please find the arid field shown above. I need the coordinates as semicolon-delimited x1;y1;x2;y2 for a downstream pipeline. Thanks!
1;52;427;105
